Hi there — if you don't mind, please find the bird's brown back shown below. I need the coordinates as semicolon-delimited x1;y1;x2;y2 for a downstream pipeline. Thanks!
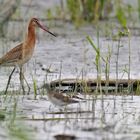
0;43;23;66
50;91;79;104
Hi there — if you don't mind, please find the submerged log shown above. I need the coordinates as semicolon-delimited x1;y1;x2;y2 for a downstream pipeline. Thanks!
0;0;20;37
50;78;140;93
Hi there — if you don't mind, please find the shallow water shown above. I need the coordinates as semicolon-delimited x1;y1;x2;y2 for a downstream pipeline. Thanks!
1;22;140;91
0;18;140;139
1;94;140;140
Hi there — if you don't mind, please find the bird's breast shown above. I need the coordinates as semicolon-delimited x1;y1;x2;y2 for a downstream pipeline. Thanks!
21;46;35;64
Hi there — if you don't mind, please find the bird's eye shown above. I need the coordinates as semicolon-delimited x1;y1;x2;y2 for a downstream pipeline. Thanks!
33;18;38;23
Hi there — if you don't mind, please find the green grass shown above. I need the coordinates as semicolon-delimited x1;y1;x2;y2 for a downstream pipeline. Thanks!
32;77;37;100
65;0;110;25
87;35;102;94
0;95;35;140
138;0;140;20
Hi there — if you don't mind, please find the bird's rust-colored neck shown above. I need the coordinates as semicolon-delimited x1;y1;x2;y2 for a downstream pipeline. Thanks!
26;20;36;47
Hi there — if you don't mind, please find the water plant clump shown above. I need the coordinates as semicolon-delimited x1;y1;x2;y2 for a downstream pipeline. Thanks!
66;0;112;25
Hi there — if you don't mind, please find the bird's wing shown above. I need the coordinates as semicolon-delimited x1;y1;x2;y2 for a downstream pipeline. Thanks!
0;43;23;65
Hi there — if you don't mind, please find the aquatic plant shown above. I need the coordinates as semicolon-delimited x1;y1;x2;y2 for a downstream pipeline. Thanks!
127;29;131;94
66;0;82;27
116;1;127;28
0;96;34;140
138;0;140;20
87;34;102;94
32;77;37;100
115;30;127;93
87;34;113;94
102;45;112;94
66;0;112;25
115;32;122;94
113;28;131;94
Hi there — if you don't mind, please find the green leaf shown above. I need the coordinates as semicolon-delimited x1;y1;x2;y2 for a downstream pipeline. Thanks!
116;6;127;28
86;36;99;54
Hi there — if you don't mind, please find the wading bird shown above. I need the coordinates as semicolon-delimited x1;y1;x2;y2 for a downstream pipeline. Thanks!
43;83;84;106
0;18;56;94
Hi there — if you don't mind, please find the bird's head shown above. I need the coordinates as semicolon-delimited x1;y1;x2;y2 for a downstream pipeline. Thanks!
30;18;56;37
41;83;52;93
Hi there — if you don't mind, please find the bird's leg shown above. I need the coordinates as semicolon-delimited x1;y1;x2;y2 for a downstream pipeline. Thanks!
4;67;16;95
19;67;30;95
21;73;30;95
19;67;25;94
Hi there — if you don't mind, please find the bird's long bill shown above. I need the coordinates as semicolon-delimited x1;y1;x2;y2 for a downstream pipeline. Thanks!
36;21;56;37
